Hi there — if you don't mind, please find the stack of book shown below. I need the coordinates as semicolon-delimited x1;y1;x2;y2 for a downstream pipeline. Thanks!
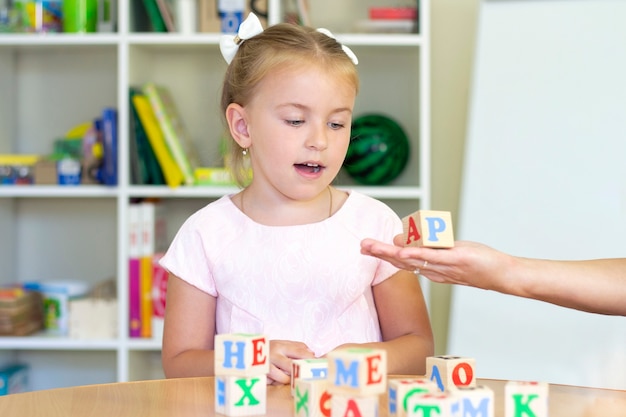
0;288;44;336
129;83;206;188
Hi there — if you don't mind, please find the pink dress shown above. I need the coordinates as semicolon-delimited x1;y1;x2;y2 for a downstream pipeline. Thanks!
159;191;402;356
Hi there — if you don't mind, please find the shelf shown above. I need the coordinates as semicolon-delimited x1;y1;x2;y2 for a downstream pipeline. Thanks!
125;185;424;199
128;185;239;198
0;185;424;200
127;339;163;351
126;33;223;46
0;186;119;198
0;34;120;47
0;0;431;388
336;33;425;47
0;33;424;48
0;335;119;350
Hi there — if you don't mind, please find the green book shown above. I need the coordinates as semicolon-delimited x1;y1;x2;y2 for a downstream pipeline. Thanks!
142;0;167;32
129;88;166;185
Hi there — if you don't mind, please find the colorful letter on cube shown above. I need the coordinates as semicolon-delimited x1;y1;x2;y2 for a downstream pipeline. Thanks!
215;374;267;416
456;385;495;417
331;392;379;417
402;210;454;248
214;333;269;376
291;358;329;395
426;355;476;392
505;381;548;417
294;378;332;417
327;347;387;396
406;391;461;417
388;377;439;417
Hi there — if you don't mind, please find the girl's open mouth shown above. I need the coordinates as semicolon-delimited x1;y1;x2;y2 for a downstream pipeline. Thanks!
295;163;324;174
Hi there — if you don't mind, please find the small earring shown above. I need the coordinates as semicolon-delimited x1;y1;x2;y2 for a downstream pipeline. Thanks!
242;148;248;156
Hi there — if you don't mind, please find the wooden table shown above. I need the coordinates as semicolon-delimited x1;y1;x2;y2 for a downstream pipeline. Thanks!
0;376;624;417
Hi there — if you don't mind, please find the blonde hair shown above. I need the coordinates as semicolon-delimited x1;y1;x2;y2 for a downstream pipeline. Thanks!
221;23;360;187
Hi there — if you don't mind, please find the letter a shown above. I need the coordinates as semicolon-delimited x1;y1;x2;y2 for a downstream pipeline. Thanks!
429;365;445;392
406;216;421;245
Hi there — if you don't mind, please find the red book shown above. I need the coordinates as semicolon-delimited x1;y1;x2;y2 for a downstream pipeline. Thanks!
128;203;142;338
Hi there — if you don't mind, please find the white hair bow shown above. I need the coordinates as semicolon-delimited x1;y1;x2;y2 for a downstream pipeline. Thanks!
316;28;359;65
219;13;264;64
219;13;359;66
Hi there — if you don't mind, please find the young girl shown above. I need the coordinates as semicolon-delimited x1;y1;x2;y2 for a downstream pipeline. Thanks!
160;13;434;384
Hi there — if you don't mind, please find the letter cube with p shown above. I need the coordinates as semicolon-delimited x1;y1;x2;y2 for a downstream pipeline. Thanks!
402;210;454;248
291;358;329;395
327;347;387;396
426;355;476;392
214;333;269;376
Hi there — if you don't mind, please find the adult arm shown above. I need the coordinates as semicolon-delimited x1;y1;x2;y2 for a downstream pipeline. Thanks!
361;238;626;316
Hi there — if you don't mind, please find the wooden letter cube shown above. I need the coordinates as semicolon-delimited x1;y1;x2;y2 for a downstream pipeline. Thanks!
456;385;495;417
327;347;387;396
291;358;329;395
331;393;379;417
388;377;439;417
406;391;461;417
402;210;454;248
294;378;332;417
215;374;267;416
214;333;269;376
505;381;549;417
426;355;476;391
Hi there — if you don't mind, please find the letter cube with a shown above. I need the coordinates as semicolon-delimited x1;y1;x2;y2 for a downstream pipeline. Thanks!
388;377;439;417
331;392;378;417
214;333;269;376
505;381;548;417
426;355;476;391
291;358;329;395
327;347;387;396
215;374;267;416
294;378;332;417
407;391;461;417
456;385;494;417
402;210;454;248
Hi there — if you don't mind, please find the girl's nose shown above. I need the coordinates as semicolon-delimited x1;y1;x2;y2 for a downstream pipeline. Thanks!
306;125;329;150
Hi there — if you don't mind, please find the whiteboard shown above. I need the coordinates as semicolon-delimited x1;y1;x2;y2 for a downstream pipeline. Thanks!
449;0;626;390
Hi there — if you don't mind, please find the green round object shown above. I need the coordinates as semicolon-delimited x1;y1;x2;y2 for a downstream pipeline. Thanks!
343;114;410;185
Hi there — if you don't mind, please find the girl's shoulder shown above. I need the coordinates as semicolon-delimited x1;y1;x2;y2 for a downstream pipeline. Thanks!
334;190;401;238
182;194;242;228
340;190;399;220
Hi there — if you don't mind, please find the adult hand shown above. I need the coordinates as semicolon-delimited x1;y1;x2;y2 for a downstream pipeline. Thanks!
360;237;510;291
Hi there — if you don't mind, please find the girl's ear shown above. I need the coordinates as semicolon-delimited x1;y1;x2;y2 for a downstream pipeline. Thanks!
225;103;251;149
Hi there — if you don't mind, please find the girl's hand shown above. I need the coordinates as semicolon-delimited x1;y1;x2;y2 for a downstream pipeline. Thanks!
267;340;316;385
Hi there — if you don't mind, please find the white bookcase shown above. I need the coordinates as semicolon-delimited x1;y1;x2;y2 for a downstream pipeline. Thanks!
0;0;430;391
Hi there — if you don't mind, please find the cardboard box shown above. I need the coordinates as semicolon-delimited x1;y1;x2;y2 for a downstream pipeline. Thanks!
33;159;57;185
69;298;118;339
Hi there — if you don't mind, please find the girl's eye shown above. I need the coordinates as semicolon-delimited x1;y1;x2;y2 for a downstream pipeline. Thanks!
287;119;304;126
329;122;345;130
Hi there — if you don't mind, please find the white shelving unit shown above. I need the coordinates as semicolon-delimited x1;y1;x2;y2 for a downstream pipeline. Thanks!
0;0;430;391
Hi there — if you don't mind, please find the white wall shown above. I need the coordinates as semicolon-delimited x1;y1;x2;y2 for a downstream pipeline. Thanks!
450;0;626;389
